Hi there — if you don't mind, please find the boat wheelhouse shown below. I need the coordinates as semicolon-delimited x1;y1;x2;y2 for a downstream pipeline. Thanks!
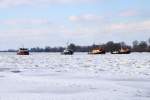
88;48;105;54
111;48;130;54
61;49;74;55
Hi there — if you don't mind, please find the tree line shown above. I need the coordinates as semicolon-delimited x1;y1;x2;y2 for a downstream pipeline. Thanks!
7;38;150;52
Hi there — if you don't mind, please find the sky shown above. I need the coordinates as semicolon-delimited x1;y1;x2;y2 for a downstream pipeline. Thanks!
0;0;150;50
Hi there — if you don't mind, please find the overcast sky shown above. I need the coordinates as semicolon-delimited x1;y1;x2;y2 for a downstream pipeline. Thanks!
0;0;149;49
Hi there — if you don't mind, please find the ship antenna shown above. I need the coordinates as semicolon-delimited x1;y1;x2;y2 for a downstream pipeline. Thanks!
67;41;69;46
22;44;24;48
66;41;69;49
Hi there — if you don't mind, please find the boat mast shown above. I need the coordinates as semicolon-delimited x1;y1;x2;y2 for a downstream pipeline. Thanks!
66;41;69;49
22;44;24;48
120;42;125;50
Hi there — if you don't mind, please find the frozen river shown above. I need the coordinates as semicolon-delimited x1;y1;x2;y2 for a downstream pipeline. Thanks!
0;52;150;100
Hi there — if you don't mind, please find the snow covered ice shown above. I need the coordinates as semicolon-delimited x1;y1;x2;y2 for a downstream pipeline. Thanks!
0;52;150;100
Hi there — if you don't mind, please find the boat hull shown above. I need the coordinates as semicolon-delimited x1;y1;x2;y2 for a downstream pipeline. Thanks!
17;52;29;55
61;52;74;55
111;51;130;54
88;51;106;54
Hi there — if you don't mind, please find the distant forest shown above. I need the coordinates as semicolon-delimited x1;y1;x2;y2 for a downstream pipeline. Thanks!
7;38;150;52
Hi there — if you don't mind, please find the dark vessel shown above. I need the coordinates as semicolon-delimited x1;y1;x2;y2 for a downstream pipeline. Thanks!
88;48;105;54
17;48;29;55
111;48;130;54
61;42;74;55
61;49;74;55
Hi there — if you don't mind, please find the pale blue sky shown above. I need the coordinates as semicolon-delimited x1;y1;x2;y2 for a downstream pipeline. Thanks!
0;0;149;49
